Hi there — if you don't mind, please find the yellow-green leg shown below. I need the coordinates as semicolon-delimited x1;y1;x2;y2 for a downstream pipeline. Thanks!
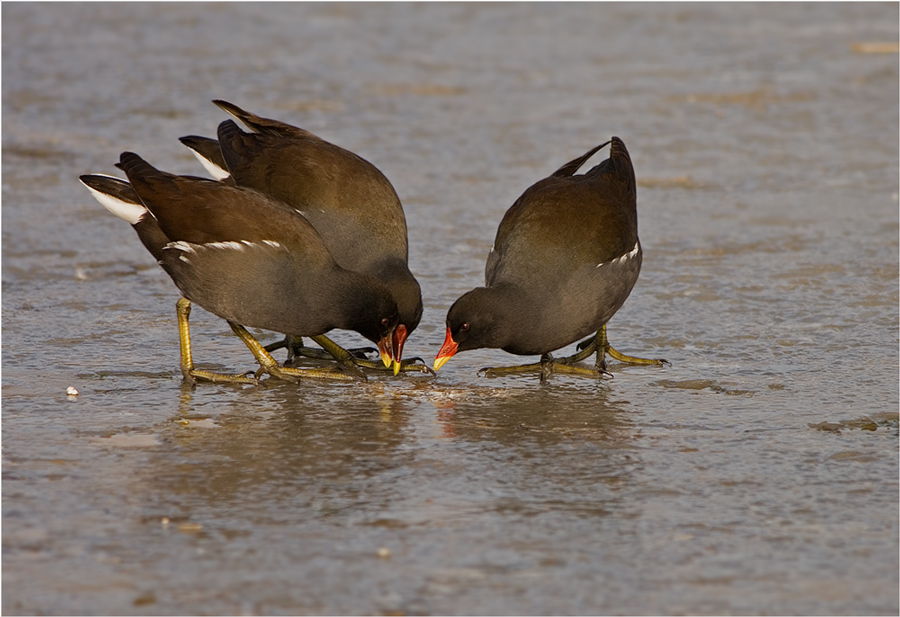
574;325;668;371
177;297;258;386
311;335;434;375
396;359;437;375
479;325;666;382
265;335;375;363
229;325;357;383
480;353;605;383
267;333;434;376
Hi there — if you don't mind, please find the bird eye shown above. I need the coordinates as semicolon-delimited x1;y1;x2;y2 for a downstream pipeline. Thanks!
459;322;470;332
381;317;391;327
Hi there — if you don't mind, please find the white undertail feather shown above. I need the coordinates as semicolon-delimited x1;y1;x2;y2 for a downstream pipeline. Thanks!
80;175;146;225
187;149;230;181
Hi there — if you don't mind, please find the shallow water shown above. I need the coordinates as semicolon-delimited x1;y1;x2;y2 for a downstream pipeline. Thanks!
2;3;898;615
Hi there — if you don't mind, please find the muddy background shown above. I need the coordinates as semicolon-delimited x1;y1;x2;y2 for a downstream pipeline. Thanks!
3;3;898;615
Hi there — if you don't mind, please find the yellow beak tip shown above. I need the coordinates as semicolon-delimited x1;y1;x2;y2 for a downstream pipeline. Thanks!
392;361;401;376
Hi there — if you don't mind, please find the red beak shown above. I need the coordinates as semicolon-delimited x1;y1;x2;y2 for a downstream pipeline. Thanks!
377;333;394;369
391;324;408;375
433;327;458;371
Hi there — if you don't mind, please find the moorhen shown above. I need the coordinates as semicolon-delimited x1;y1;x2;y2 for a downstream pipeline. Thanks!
179;100;424;375
80;153;400;385
433;137;666;382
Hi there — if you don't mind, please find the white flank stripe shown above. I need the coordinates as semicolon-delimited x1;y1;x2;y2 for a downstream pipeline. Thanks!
205;241;245;251
81;179;146;225
597;241;640;268
168;240;280;253
168;241;196;254
188;149;230;181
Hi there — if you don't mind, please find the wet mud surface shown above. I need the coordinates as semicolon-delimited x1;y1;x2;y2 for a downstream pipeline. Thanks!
3;3;898;615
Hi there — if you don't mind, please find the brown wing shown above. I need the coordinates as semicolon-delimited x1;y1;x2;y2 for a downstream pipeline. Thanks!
486;137;637;288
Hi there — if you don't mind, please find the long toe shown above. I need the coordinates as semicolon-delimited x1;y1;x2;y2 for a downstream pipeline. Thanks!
607;345;669;366
188;369;259;386
265;364;360;383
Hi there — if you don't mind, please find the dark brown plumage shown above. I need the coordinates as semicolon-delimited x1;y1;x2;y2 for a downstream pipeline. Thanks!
435;137;663;378
180;101;422;369
81;153;400;383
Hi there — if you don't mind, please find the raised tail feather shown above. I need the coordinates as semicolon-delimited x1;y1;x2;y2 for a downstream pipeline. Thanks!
179;135;230;181
212;99;313;138
551;140;612;178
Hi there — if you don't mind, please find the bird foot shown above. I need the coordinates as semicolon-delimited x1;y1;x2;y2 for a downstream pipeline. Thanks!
478;359;611;382
182;368;259;387
256;364;360;383
265;335;375;364
324;356;435;376
290;345;376;362
575;328;669;368
607;347;669;367
393;357;436;376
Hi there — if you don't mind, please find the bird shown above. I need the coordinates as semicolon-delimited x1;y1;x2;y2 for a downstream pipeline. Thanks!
178;100;425;375
80;152;401;385
433;137;666;382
